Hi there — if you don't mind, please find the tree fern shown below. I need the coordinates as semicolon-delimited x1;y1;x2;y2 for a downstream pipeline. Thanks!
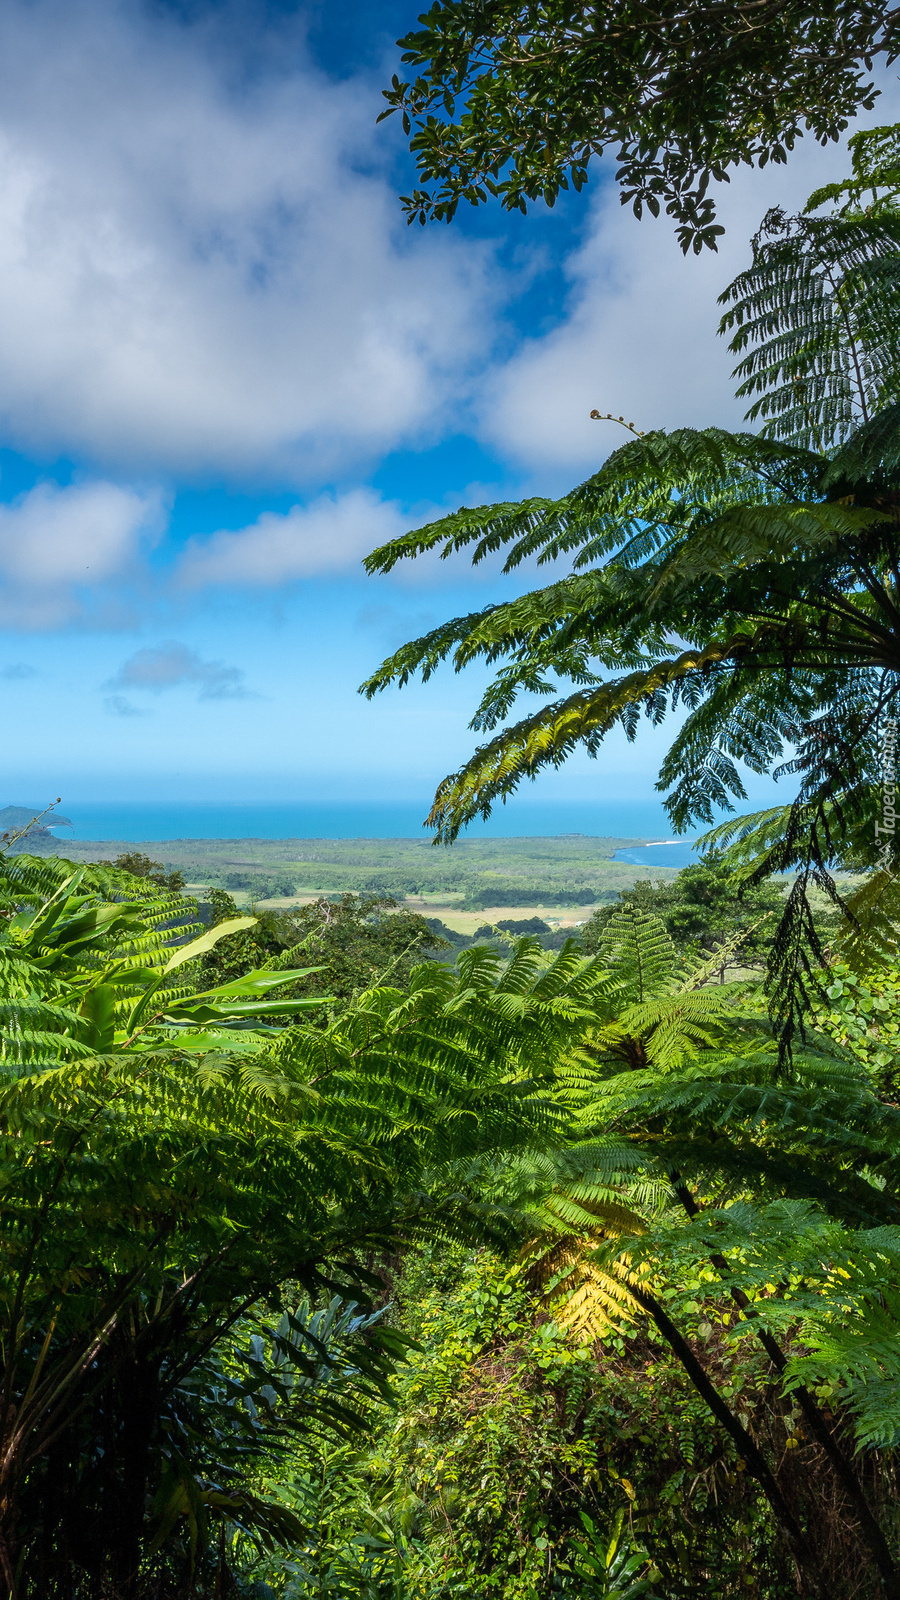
614;1200;900;1454
360;135;900;1042
720;124;900;451
0;858;619;1589
490;911;900;1591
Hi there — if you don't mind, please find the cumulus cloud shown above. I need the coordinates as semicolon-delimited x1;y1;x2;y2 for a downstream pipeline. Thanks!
0;479;161;627
0;0;491;482
178;488;407;586
108;641;251;700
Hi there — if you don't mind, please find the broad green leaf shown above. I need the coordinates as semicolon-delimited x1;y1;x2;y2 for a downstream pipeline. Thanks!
80;985;117;1052
152;1029;274;1052
188;966;324;1001
162;996;332;1025
163;916;257;974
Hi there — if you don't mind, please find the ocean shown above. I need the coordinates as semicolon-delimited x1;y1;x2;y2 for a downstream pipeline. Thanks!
31;797;702;866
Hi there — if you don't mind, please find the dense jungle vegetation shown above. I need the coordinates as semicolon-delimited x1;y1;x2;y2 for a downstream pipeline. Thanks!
5;837;900;1599
9;25;900;1599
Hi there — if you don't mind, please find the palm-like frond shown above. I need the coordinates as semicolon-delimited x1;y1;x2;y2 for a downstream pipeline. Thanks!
721;212;900;451
524;1231;644;1343
358;135;900;1050
0;868;611;1584
512;913;755;1342
721;124;900;452
831;869;900;972
360;413;889;842
515;907;900;1468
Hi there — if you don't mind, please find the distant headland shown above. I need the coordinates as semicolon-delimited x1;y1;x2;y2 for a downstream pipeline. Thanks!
0;804;73;839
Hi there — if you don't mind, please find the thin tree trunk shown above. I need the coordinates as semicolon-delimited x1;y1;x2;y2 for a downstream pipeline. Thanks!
629;1281;826;1600
671;1177;900;1599
110;1340;160;1598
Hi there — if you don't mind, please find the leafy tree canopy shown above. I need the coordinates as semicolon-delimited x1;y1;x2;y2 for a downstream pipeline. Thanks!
99;849;187;893
580;852;792;969
474;914;552;937
197;888;448;1009
381;1;898;250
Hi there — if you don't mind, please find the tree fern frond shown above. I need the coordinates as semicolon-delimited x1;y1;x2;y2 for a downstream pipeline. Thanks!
525;1236;642;1342
358;129;900;1053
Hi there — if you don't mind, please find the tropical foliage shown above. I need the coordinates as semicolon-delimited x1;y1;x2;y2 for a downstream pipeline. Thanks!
360;124;900;1038
0;853;579;1595
719;123;900;449
228;908;900;1599
513;908;900;1596
194;887;448;1008
6;833;900;1593
253;1245;779;1599
382;1;898;249
579;850;792;972
98;850;187;892
12;87;900;1600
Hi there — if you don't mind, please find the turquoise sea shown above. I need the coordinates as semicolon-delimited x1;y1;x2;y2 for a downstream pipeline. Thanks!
29;797;702;867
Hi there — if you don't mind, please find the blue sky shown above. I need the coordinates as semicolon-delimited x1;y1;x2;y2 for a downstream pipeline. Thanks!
0;0;894;813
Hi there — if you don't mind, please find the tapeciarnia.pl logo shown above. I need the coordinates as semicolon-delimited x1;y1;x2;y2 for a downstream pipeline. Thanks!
876;717;899;870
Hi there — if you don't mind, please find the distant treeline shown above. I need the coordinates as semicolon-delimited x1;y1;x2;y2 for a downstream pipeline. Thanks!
459;885;610;909
29;834;677;908
219;871;619;907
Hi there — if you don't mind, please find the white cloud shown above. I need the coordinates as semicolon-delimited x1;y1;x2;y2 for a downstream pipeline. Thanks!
0;481;157;585
178;488;407;586
108;641;251;700
482;95;900;477
0;0;491;482
0;479;161;627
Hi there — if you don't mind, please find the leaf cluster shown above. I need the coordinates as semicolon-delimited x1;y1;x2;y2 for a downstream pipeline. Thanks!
580;850;792;970
382;1;896;250
256;1244;798;1599
720;124;900;449
99;850;187;893
195;889;449;1015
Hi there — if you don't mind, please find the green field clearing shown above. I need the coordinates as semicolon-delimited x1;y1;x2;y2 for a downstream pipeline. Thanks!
43;833;682;915
418;904;599;935
43;832;679;908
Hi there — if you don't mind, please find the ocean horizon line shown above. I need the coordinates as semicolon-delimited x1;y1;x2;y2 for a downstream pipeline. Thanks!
1;797;704;867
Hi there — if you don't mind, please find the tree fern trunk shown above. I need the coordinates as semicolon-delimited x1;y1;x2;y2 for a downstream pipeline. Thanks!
107;1335;161;1598
629;1281;827;1600
672;1176;900;1598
